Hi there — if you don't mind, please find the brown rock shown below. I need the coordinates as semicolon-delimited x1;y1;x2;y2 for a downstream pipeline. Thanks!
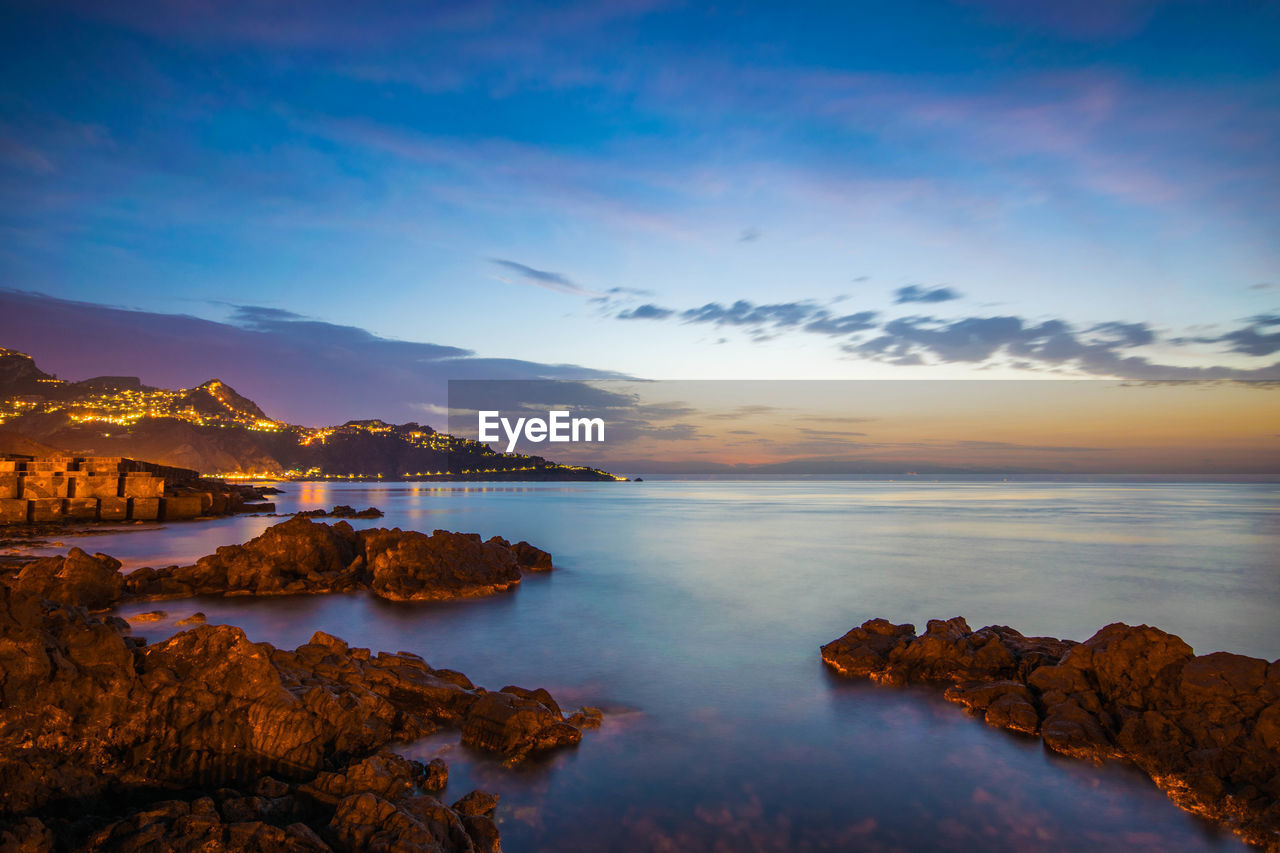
298;750;421;805
460;688;584;763
13;548;123;610
452;790;499;817
419;757;449;792
360;528;522;601
0;588;588;831
123;518;550;604
821;616;1280;847
329;791;478;852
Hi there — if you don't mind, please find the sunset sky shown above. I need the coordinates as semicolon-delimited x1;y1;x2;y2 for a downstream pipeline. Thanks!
1;1;1278;427
446;379;1280;474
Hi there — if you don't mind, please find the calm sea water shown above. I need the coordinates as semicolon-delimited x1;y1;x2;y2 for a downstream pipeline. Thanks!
70;481;1279;851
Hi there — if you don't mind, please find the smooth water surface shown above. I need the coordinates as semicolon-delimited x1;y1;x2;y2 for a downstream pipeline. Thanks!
86;481;1278;850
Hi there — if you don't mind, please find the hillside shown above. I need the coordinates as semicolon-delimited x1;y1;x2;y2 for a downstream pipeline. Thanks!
0;348;618;481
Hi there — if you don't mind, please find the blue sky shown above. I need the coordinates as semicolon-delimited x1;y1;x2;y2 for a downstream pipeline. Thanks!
1;0;1278;417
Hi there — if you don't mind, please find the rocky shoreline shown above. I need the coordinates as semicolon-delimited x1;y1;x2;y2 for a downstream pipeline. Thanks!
117;515;555;603
0;521;595;852
822;617;1280;850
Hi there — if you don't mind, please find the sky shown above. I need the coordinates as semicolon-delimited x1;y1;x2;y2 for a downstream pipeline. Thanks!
1;0;1279;426
445;379;1280;475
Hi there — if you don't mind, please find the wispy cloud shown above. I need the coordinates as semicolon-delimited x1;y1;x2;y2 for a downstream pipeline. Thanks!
490;258;599;297
1179;314;1280;358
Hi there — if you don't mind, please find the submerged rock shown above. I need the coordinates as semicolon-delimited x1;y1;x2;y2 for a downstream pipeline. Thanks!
122;517;553;602
822;617;1280;849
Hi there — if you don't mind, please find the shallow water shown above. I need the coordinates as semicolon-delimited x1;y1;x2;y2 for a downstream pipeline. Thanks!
95;481;1278;851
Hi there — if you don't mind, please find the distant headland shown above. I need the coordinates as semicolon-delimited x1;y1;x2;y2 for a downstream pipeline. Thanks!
0;348;620;482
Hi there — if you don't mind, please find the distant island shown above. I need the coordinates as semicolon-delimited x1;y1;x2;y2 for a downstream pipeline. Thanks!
0;348;620;481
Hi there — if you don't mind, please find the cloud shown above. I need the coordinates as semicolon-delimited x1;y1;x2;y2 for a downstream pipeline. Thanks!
490;259;599;297
617;303;675;320
229;305;308;327
894;284;961;304
705;404;779;420
0;138;56;174
802;310;879;336
851;314;1280;378
681;300;817;329
611;290;1280;379
1187;314;1280;358
0;289;621;426
738;227;761;242
617;298;880;342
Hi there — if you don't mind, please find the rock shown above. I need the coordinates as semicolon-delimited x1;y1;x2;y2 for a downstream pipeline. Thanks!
822;616;1280;848
567;706;604;730
298;750;421;805
452;790;499;817
460;687;584;764
419;758;449;792
174;611;206;626
12;548;123;609
488;537;554;572
0;817;53;852
128;610;167;623
331;505;383;519
75;753;496;852
0;584;591;842
295;505;384;519
329;791;481;853
360;528;522;602
125;516;363;599
123;518;549;603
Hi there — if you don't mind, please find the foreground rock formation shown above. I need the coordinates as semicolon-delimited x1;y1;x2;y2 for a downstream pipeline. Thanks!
822;617;1280;849
0;575;599;850
123;516;555;602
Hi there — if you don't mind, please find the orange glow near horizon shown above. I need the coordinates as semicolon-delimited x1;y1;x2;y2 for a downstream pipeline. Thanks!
474;380;1280;475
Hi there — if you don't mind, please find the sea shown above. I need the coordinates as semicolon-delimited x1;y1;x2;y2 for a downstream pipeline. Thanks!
40;480;1278;851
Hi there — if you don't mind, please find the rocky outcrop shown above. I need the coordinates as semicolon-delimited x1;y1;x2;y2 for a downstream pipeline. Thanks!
23;759;502;852
296;506;385;519
10;548;124;610
0;579;596;848
360;528;522;601
822;617;1280;849
123;517;555;602
489;537;554;573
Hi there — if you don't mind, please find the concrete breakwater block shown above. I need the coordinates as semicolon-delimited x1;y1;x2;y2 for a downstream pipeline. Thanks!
122;473;164;498
28;498;64;522
99;497;128;521
128;497;161;521
63;498;100;521
160;495;203;520
0;499;27;524
18;473;70;499
72;473;123;499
